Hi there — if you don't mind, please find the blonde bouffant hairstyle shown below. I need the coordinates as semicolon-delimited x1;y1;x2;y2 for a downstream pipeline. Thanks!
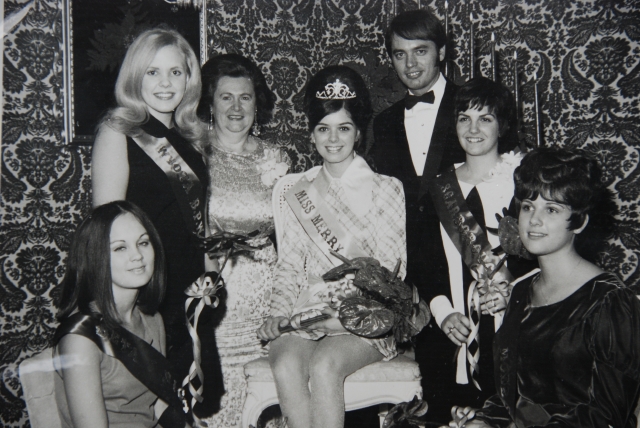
101;26;203;142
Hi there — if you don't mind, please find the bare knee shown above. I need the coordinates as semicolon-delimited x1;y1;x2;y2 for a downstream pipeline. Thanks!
269;337;311;385
308;336;383;389
309;350;347;386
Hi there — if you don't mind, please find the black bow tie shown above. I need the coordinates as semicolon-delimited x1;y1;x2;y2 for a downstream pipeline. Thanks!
405;91;435;110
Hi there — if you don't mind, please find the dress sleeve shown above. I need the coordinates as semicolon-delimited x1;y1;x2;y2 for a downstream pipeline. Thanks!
270;194;307;318
474;394;515;428
588;285;640;381
373;176;407;280
533;283;640;428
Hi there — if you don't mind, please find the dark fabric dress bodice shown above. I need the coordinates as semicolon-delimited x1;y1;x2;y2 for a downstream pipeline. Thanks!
478;272;640;428
124;117;223;418
125;116;207;305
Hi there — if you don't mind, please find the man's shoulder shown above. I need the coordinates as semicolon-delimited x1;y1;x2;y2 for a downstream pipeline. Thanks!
374;98;404;124
442;79;459;100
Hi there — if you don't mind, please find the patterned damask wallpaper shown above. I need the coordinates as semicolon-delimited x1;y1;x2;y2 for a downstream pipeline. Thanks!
1;0;639;426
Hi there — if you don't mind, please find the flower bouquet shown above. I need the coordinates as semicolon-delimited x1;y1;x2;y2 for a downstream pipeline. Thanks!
319;251;430;343
469;209;536;314
281;271;359;332
488;208;535;261
200;218;271;285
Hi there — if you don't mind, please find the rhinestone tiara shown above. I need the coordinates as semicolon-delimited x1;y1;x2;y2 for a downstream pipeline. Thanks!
316;79;356;100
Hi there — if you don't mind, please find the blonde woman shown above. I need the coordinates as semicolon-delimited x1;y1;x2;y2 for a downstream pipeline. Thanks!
91;27;220;417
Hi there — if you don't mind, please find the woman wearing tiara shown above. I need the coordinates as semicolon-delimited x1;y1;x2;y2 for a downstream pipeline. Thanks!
257;65;407;428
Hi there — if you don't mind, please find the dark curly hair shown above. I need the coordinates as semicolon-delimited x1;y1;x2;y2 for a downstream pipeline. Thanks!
514;147;616;262
304;65;372;150
197;53;276;126
454;77;518;154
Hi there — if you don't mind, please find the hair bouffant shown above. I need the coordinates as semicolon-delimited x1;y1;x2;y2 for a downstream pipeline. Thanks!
384;9;447;56
57;201;166;333
454;77;517;153
304;65;372;150
514;147;616;262
197;53;276;127
104;26;202;141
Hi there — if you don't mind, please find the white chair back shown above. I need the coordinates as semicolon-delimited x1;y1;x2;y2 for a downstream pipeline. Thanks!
19;348;63;428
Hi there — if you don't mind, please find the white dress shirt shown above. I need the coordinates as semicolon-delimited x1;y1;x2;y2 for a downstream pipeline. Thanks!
404;73;447;176
429;153;523;384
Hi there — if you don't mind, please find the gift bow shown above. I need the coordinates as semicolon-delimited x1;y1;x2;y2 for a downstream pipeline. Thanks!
466;256;512;390
469;259;511;316
183;272;224;427
185;274;223;309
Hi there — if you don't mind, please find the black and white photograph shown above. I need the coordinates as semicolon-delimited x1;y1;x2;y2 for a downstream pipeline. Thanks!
2;1;640;427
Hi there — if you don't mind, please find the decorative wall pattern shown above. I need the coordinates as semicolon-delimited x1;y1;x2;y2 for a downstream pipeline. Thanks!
2;1;93;425
1;0;638;426
205;0;640;286
204;0;400;172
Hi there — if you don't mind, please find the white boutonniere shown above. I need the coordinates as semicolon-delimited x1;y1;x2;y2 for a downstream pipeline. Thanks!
257;148;289;186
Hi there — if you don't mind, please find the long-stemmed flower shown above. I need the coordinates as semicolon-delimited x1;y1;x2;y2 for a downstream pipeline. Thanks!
200;217;270;287
183;219;269;426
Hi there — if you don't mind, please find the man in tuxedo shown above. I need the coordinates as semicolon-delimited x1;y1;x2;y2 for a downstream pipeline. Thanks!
372;9;464;264
371;9;466;423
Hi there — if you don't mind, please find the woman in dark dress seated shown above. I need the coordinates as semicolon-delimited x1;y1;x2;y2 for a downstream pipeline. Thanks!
448;147;640;428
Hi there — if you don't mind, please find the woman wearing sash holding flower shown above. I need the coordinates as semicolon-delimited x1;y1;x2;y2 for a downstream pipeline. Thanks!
91;27;220;418
197;53;289;427
419;77;534;422
447;148;640;428
257;65;407;428
54;201;188;428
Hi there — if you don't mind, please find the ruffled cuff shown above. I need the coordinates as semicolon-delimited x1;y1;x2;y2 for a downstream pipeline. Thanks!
430;295;456;328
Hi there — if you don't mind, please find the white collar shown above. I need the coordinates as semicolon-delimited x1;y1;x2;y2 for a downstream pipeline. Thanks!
407;73;446;111
318;155;374;217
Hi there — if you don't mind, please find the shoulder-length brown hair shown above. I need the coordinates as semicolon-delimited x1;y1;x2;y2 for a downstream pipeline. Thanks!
57;201;166;332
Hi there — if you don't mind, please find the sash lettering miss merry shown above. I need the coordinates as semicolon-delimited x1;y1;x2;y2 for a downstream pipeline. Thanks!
293;189;345;254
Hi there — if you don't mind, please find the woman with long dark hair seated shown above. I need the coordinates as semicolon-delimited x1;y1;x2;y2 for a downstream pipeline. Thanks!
54;201;188;428
448;147;640;428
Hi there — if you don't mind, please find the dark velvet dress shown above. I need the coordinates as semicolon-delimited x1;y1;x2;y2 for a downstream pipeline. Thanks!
476;272;640;428
125;115;222;416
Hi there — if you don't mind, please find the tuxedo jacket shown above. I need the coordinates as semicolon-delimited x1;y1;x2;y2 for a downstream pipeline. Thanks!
371;80;465;291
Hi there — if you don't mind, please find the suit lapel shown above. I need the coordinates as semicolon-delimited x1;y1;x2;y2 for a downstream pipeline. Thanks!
418;81;456;199
390;102;416;177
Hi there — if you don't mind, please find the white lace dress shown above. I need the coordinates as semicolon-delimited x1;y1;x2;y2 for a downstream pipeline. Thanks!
204;138;288;428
